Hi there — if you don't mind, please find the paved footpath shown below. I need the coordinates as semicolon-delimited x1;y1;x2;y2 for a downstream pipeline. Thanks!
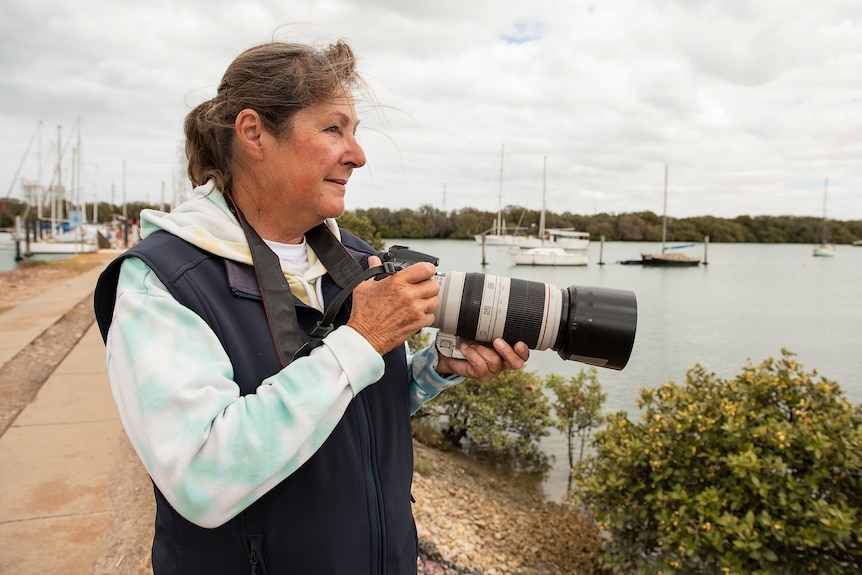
0;261;131;574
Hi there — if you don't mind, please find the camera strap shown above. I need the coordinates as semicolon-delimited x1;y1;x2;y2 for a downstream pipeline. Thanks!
235;206;387;366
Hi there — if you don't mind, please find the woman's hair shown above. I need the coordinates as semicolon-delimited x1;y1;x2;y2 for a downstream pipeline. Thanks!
184;40;360;194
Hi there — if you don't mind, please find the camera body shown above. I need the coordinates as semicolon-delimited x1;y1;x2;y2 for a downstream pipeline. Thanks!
379;245;440;272
378;245;637;371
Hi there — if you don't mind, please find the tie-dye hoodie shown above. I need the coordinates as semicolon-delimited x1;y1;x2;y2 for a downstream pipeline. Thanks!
104;182;458;528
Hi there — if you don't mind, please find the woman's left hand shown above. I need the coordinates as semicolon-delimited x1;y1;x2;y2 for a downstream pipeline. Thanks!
435;338;530;381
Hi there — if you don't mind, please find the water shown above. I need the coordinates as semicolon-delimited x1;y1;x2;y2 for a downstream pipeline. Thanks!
0;243;72;271
0;232;81;271
0;233;18;270
388;238;862;500
0;241;25;271
3;234;859;498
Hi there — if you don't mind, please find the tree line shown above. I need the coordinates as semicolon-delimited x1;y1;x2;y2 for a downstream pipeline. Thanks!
4;198;862;244
351;205;862;244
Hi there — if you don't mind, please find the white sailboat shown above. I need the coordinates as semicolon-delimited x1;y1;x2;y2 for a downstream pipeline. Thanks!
20;121;101;256
813;177;836;257
508;157;589;266
474;144;537;246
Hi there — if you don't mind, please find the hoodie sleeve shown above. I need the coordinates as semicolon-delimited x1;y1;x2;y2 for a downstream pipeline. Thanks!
105;257;385;528
407;345;463;414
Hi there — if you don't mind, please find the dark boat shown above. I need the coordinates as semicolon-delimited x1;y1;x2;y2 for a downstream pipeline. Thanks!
622;165;701;267
640;250;700;267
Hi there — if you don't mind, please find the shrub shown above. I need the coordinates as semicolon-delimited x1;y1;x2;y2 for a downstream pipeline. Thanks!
336;211;384;251
547;368;606;492
580;351;862;574
420;369;552;466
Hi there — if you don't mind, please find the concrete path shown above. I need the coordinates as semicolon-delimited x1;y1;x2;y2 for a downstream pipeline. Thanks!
0;262;135;574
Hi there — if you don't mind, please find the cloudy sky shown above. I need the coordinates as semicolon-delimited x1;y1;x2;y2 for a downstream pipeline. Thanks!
2;0;861;220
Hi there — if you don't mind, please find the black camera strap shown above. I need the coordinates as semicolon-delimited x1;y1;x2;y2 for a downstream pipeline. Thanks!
291;264;385;360
235;206;387;366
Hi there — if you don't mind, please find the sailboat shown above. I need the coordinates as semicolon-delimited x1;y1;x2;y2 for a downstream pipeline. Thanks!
20;121;101;255
812;177;836;257
508;157;590;266
474;145;537;246
630;165;700;267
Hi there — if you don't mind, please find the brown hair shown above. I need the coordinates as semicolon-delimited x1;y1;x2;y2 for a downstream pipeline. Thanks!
184;40;360;194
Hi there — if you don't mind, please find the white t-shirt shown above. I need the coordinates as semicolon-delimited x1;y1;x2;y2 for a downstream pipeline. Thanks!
263;238;323;310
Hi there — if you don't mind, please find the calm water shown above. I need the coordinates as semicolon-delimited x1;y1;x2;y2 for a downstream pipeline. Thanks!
0;233;19;271
3;236;859;498
0;242;72;271
389;238;862;500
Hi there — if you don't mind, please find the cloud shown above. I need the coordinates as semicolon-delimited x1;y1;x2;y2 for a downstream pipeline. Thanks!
1;0;861;220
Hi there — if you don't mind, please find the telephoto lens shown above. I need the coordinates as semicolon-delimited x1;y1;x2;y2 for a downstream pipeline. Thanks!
432;272;636;370
377;246;637;370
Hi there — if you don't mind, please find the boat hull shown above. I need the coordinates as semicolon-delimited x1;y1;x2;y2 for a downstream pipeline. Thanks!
475;234;542;247
25;241;98;255
640;253;700;267
813;243;836;257
509;247;589;266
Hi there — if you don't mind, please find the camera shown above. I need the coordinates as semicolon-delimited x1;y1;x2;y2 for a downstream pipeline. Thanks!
379;245;637;371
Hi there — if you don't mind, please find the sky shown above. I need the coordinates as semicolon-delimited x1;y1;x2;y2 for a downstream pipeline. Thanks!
2;0;861;221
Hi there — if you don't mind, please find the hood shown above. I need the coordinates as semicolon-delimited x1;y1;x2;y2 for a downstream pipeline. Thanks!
139;181;342;307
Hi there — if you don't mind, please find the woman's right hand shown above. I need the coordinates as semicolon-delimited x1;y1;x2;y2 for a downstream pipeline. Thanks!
346;256;439;355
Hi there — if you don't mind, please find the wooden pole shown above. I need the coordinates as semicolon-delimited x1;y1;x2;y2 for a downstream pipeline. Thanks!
703;235;710;265
661;164;668;254
598;234;605;265
481;232;487;266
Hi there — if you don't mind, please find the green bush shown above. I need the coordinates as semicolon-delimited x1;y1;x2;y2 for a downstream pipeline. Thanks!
580;351;862;574
336;211;384;251
419;369;552;466
547;368;606;491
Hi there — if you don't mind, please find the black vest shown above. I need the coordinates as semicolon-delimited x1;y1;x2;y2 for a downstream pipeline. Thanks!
94;230;417;575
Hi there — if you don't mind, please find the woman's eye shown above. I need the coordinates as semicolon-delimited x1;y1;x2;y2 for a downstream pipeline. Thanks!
325;126;341;134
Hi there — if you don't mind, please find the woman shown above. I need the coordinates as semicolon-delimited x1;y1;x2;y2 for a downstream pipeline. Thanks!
94;39;528;574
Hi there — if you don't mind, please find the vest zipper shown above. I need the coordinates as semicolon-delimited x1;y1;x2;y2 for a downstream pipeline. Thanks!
248;547;259;575
357;394;384;574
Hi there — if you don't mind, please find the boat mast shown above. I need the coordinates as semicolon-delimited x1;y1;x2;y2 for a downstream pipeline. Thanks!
539;155;547;242
497;144;504;235
820;177;829;243
76;116;82;212
661;164;668;254
37;121;43;220
52;124;62;236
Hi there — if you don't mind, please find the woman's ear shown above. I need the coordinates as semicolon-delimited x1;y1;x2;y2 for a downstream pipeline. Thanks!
235;109;264;160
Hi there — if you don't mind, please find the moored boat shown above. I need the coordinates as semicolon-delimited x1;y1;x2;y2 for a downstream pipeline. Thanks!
508;156;590;267
623;165;700;267
509;246;589;266
640;251;700;267
812;178;836;257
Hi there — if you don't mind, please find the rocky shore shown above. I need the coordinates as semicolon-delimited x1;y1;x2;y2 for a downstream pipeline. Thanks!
1;253;607;575
412;442;606;575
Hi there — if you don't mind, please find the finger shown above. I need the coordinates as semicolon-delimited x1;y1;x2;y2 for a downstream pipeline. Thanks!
459;342;504;379
492;339;530;369
396;262;437;284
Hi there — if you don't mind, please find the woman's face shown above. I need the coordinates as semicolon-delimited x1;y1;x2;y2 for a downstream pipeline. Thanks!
254;93;366;241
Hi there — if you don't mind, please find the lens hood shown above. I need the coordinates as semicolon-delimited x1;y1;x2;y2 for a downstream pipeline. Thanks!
556;286;637;370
